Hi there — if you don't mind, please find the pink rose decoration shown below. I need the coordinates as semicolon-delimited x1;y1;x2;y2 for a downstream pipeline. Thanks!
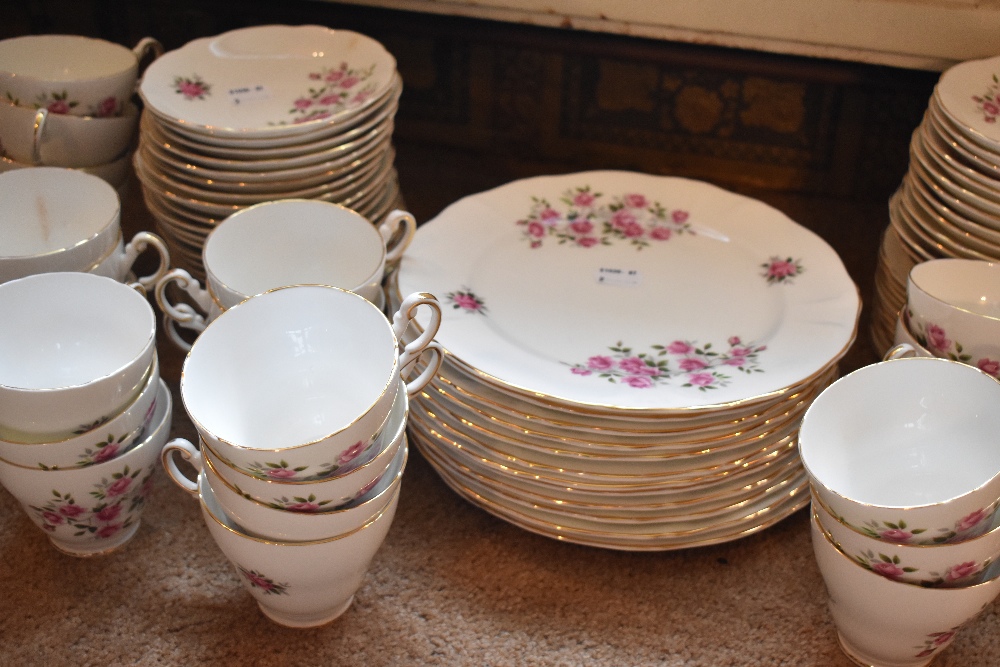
724;356;749;367
46;99;70;114
649;227;672;241
540;207;561;223
96;524;121;539
728;336;742;346
678;357;707;372
623;375;654;388
96;96;118;117
618;356;655;375
325;70;344;83
319;93;341;105
610;210;637;229
105;477;132;497
96;504;123;523
59;504;86;518
245;571;273;591
340;76;359;89
577;236;599;247
925;324;950;352
622;222;644;238
293;97;313;110
286;502;322;512
687;372;715;387
309;72;322;80
944;561;982;582
42;511;64;525
622;193;648;209
178;82;206;99
955;508;989;533
587;355;614;370
452;293;482;311
527;221;546;238
338;441;367;465
356;474;383;498
573;192;595;207
767;260;798;279
569;220;593;235
570;367;592;376
985;101;999;116
671;210;690;224
978;358;1000;377
879;528;913;542
667;340;693;354
870;561;906;580
932;631;956;647
266;468;297;480
91;443;120;464
351;91;371;105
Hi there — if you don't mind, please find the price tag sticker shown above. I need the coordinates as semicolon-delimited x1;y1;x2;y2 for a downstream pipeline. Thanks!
596;267;641;287
228;85;270;106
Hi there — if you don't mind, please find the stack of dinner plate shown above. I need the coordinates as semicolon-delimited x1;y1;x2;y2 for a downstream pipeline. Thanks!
134;25;403;281
391;171;861;551
871;54;1000;354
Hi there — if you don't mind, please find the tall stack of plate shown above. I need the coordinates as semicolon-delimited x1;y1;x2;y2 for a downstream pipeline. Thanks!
392;171;860;551
871;54;1000;353
134;25;403;281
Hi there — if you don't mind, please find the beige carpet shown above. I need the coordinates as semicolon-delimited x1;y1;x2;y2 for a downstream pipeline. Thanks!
1;355;998;667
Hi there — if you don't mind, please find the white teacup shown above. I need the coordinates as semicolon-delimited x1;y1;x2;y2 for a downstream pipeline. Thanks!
0;272;157;441
155;201;414;350
199;468;400;627
811;510;1000;667
906;259;1000;379
0;379;171;556
180;286;442;475
0;149;133;189
0;167;120;283
0;35;160;117
800;356;1000;545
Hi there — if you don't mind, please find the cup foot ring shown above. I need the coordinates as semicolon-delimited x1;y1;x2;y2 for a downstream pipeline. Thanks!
257;595;355;628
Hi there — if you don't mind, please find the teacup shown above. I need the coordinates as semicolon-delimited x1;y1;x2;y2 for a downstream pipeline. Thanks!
165;437;407;542
0;379;171;556
155;201;414;350
0;35;161;117
87;230;171;292
0;100;140;167
811;510;1000;667
813;491;1000;588
199;468;400;627
0;272;157;441
0;148;132;189
906;259;1000;379
0;353;160;467
180;286;441;475
799;356;1000;545
0;167;120;283
893;310;934;358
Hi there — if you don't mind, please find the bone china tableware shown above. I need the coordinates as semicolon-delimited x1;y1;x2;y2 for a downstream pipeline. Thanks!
394;170;860;550
799;356;1000;545
0;380;171;556
0;272;157;442
180;285;441;477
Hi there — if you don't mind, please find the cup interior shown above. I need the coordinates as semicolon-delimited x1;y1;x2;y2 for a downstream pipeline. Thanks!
204;200;385;299
182;285;397;449
0;35;136;83
910;259;1000;320
0;273;154;390
800;357;1000;508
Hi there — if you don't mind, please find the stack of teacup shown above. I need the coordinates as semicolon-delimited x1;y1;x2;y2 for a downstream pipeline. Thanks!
0;167;170;289
153;199;415;350
800;355;1000;667
0;34;161;189
162;284;442;627
892;258;1000;380
0;272;172;556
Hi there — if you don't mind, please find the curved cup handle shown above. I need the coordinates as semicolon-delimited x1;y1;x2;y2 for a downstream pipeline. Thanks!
393;292;442;367
123;231;171;291
379;210;417;264
161;438;202;497
31;108;48;166
131;38;164;94
126;281;147;298
401;341;444;397
884;343;916;361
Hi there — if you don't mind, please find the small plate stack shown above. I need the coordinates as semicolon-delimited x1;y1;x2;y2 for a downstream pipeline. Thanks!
872;54;1000;353
134;25;403;281
392;171;861;551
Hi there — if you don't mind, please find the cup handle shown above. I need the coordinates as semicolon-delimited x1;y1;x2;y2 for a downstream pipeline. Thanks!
126;281;147;298
31;108;47;166
401;341;444;396
379;210;417;264
122;231;172;291
161;438;202;496
393;292;442;367
155;268;210;352
884;343;916;361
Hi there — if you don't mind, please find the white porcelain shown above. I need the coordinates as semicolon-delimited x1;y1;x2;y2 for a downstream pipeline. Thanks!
139;25;396;138
813;491;1000;588
396;170;860;413
0;353;160;468
0;380;171;556
800;356;1000;545
0;272;157;442
905;259;1000;378
0;35;160;117
0;149;132;189
811;510;1000;667
85;230;171;292
0;167;120;282
893;310;934;358
935;54;1000;153
198;466;400;627
180;286;441;474
0;100;139;167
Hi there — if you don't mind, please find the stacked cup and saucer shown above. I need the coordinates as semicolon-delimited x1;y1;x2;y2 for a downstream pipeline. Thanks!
163;284;442;627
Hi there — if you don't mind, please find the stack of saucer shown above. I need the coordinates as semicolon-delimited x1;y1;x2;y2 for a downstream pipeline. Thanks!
871;54;1000;354
393;171;861;551
134;25;403;281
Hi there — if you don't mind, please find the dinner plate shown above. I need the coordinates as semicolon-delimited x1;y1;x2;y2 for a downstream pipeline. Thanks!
935;55;1000;154
397;171;860;412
